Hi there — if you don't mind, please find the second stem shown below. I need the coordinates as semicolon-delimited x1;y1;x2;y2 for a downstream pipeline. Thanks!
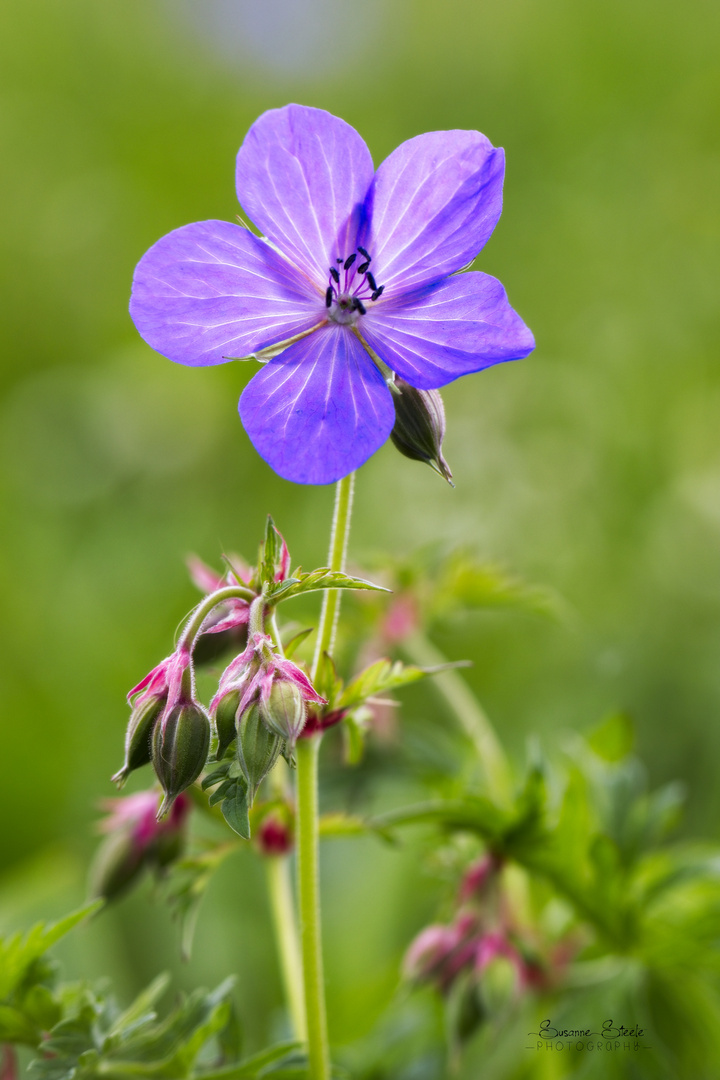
296;472;355;1080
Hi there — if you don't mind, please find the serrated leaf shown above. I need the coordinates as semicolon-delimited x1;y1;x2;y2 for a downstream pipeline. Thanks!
222;781;251;839
432;555;559;620
266;567;388;603
0;901;102;1000
106;974;170;1044
337;658;464;710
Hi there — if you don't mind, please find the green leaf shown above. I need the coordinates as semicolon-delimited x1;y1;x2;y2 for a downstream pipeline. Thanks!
0;901;102;1000
432;555;559;620
341;708;369;766
588;711;635;762
336;658;467;711
0;1003;39;1044
222;781;251;839
314;651;343;707
266;567;388;603
196;1040;301;1079
281;627;313;660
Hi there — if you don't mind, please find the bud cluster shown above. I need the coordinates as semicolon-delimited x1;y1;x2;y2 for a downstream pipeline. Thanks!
210;629;326;804
404;853;557;1037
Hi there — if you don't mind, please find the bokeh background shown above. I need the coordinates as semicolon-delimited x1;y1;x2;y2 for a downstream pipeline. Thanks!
1;0;719;1068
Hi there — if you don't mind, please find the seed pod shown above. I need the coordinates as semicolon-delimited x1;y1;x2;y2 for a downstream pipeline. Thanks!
236;704;281;801
390;379;454;485
111;695;164;787
152;703;211;817
261;679;306;749
213;689;240;759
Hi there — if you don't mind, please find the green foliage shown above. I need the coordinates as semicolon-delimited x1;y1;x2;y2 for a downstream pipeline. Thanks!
267;567;389;604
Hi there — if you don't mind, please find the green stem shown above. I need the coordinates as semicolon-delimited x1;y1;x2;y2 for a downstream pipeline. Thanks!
297;472;355;1079
265;853;308;1041
311;472;355;682
178;585;255;650
295;737;327;1078
401;630;513;806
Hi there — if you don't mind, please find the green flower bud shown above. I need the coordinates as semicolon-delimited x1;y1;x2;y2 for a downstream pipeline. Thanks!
152;703;210;817
111;695;164;787
260;679;306;749
390;379;454;485
214;689;240;759
236;704;281;801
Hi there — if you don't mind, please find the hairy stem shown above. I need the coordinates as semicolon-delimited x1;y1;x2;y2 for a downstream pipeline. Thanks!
297;472;355;1079
401;630;513;805
311;472;355;681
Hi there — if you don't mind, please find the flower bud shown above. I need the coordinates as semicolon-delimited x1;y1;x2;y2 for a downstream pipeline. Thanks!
111;694;164;787
390;378;453;485
256;810;294;856
261;679;306;749
152;703;210;817
236;704;281;801
213;688;240;759
90;791;190;901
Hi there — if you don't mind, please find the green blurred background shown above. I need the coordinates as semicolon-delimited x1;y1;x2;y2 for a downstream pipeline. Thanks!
1;0;719;1062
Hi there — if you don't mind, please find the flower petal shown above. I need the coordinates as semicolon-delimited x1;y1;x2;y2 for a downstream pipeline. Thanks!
239;325;395;485
130;220;323;367
361;272;535;389
361;131;504;296
235;104;375;288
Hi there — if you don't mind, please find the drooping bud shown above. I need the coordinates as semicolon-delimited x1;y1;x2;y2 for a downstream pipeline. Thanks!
152;704;211;817
236;704;281;801
256;808;294;856
90;790;190;901
213;688;241;759
260;678;307;749
111;695;164;787
390;378;453;485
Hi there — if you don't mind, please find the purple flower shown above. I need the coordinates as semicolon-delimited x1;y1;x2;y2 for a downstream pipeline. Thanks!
130;105;534;485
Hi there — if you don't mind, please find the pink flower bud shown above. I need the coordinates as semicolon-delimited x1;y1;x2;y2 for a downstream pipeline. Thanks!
91;790;190;901
458;852;502;904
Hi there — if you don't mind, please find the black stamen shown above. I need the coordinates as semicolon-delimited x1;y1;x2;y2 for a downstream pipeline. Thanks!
337;257;344;263
366;271;378;292
357;246;371;262
352;297;367;315
325;286;334;307
357;261;370;274
329;267;340;284
344;253;356;270
371;287;384;301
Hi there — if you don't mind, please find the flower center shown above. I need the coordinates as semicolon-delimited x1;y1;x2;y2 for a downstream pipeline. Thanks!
325;247;385;325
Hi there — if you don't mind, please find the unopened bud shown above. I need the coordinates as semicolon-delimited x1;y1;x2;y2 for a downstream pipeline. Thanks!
111;695;164;787
152;704;210;817
256;810;294;856
213;689;240;759
390;379;453;485
261;679;306;748
236;704;281;801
